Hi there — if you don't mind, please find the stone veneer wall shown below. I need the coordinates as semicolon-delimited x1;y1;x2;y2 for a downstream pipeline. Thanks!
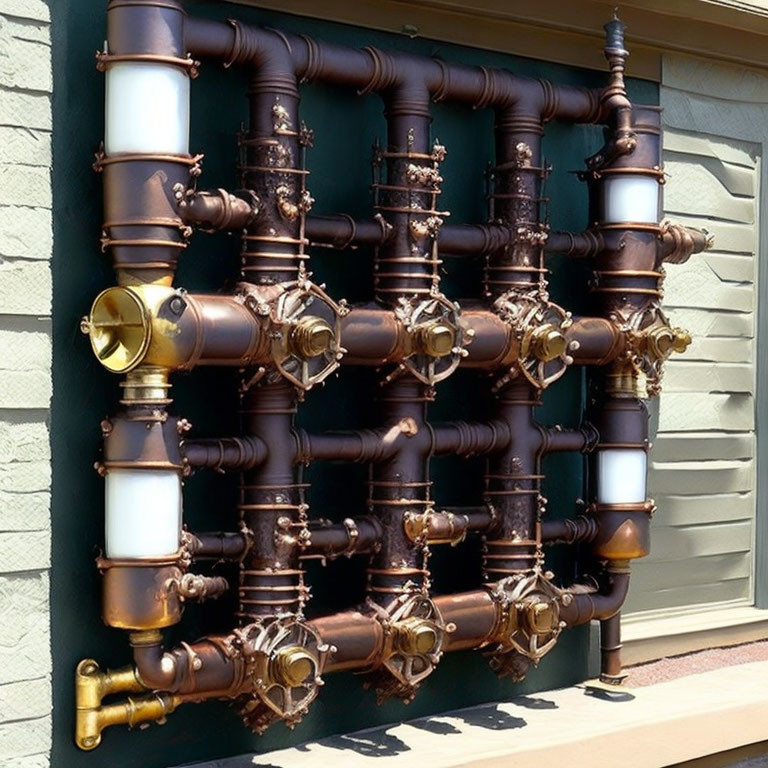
0;0;53;765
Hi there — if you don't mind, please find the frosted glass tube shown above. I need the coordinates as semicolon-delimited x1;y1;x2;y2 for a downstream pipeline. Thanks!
600;175;659;224
105;469;182;558
596;449;647;505
105;62;190;155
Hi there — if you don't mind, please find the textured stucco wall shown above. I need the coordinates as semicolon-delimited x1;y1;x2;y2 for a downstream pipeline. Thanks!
0;0;52;766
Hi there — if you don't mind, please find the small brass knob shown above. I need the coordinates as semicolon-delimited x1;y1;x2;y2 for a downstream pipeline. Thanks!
672;327;692;354
529;324;567;362
272;647;315;688
646;326;675;358
396;619;438;655
526;600;559;635
291;317;334;358
419;321;455;358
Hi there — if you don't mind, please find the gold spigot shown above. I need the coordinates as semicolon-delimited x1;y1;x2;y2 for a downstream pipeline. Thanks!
272;647;316;688
419;321;455;358
647;325;692;358
290;317;334;358
529;324;567;362
83;286;152;373
671;327;692;354
75;658;179;751
396;618;438;655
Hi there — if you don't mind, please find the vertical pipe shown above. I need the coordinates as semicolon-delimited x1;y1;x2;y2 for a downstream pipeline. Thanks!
367;378;432;602
238;381;304;622
241;36;305;284
485;105;546;300
102;0;193;286
599;612;627;684
374;82;439;304
483;381;544;582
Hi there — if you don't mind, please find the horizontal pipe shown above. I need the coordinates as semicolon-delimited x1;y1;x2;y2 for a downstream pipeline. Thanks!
182;436;268;471
302;517;383;560
307;611;385;673
565;316;625;366
177;188;259;231
131;633;239;694
541;516;598;545
540;424;598;454
184;17;607;124
561;565;631;625
184;531;248;560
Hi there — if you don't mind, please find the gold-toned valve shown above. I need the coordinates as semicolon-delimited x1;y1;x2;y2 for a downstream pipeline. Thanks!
418;320;456;358
646;325;692;358
395;617;438;655
525;599;560;635
671;327;692;354
528;323;567;362
83;286;152;373
290;317;335;358
271;646;316;688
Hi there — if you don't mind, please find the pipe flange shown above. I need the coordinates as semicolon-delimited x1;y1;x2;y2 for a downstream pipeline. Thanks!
363;593;448;704
486;569;569;681
229;616;334;734
492;288;572;392
384;293;469;387
239;279;348;391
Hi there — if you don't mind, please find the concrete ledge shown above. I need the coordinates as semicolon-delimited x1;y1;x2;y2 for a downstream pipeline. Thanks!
180;660;768;768
623;605;768;665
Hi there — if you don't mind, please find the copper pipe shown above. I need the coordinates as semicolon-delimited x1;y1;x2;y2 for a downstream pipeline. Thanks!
182;435;268;471
184;17;607;124
541;516;598;545
599;612;627;684
302;517;383;560
178;188;260;231
184;531;248;561
131;632;240;694
561;565;631;625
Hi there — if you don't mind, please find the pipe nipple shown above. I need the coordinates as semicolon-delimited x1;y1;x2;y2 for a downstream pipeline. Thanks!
290;317;334;358
395;618;438;655
529;324;567;362
272;647;316;688
418;321;456;358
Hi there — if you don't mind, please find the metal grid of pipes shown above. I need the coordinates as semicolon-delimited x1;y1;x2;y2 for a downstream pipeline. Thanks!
74;0;713;751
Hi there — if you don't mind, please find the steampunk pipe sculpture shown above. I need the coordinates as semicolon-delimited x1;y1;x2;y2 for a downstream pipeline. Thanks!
75;0;712;750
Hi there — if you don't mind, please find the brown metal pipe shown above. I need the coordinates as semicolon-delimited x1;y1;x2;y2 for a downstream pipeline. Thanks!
541;516;598;545
561;565;631;625
599;612;627;684
131;633;239;694
307;611;385;673
184;531;248;561
177;188;259;232
566;316;625;366
434;590;500;651
184;17;606;125
182;436;268;471
302;517;383;560
306;215;391;249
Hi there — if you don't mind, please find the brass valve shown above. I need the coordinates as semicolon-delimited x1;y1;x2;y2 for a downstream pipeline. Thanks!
271;646;316;688
528;324;567;362
290;317;335;358
418;320;456;358
395;617;438;655
646;325;691;359
524;598;560;635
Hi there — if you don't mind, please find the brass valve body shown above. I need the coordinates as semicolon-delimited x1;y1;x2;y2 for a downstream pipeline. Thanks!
290;317;335;358
271;646;316;688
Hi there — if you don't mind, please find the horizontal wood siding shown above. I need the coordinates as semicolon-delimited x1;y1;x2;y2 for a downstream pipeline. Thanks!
624;125;759;616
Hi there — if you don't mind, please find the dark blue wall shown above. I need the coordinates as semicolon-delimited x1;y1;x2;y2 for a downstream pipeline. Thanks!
50;1;658;765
